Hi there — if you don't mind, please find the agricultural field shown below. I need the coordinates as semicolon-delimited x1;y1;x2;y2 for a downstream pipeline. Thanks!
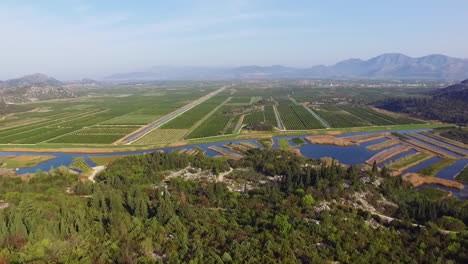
418;159;457;177
133;129;188;145
0;82;436;148
339;105;423;126
161;95;229;129
101;114;163;125
264;105;278;127
185;108;232;139
0;86;213;145
70;157;93;173
243;111;264;126
314;105;371;128
276;105;323;130
277;138;291;149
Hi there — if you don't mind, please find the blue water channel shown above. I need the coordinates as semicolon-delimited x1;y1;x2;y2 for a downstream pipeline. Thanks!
2;128;467;199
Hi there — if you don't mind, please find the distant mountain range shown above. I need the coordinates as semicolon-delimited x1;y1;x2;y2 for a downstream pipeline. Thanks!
106;53;468;80
0;73;74;103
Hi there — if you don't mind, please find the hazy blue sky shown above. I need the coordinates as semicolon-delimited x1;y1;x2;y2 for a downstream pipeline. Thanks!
1;0;467;79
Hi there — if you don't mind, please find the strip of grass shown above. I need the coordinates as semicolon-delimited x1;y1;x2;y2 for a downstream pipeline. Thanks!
455;166;468;183
418;159;457;177
407;133;467;157
278;139;291;149
388;152;431;170
420;131;467;149
292;137;306;146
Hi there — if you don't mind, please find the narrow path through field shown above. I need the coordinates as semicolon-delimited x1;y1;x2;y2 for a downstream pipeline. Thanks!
304;106;331;128
182;97;232;139
123;86;227;144
272;105;285;130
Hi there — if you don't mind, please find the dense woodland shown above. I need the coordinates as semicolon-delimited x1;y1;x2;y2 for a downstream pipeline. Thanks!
375;97;468;125
375;79;468;126
0;150;467;263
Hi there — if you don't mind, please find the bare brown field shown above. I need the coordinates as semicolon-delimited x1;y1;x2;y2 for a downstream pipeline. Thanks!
341;133;389;144
305;135;356;146
366;139;400;151
403;173;464;190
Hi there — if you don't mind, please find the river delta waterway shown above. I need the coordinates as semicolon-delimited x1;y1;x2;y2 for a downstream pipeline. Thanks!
1;128;466;199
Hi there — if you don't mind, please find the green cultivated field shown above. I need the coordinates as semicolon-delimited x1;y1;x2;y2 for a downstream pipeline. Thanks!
276;105;323;130
418;159;457;177
161;95;229;129
0;82;434;148
185;106;233;139
314;106;371;127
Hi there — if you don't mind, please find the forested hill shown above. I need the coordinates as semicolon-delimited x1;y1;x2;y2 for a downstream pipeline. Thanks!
375;79;468;125
0;149;467;263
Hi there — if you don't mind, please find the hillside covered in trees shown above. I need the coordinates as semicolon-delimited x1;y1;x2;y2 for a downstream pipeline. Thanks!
0;150;467;263
375;79;468;125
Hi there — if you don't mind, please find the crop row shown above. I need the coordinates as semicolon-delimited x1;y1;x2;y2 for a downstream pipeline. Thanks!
134;129;188;144
314;107;370;128
71;127;137;135
243;111;264;126
276;105;305;130
48;135;124;144
102;114;163;125
339;106;397;125
161;95;229;129
418;159;457;177
70;157;93;173
339;106;422;125
277;105;323;130
263;106;278;127
13;127;80;144
186;111;232;139
290;105;324;129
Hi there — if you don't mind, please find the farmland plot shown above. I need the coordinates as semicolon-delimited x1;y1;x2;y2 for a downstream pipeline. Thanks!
133;129;188;144
314;106;371;127
339;105;423;126
185;106;234;139
161;95;228;129
102;114;163;125
277;105;323;130
263;106;278;127
243;111;265;126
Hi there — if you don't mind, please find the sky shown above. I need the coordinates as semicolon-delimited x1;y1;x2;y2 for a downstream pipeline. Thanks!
0;0;467;79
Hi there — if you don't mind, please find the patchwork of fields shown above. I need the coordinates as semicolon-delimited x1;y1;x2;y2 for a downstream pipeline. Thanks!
0;87;211;145
0;84;430;147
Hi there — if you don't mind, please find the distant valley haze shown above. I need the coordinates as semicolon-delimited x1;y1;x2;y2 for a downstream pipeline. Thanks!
0;0;467;79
